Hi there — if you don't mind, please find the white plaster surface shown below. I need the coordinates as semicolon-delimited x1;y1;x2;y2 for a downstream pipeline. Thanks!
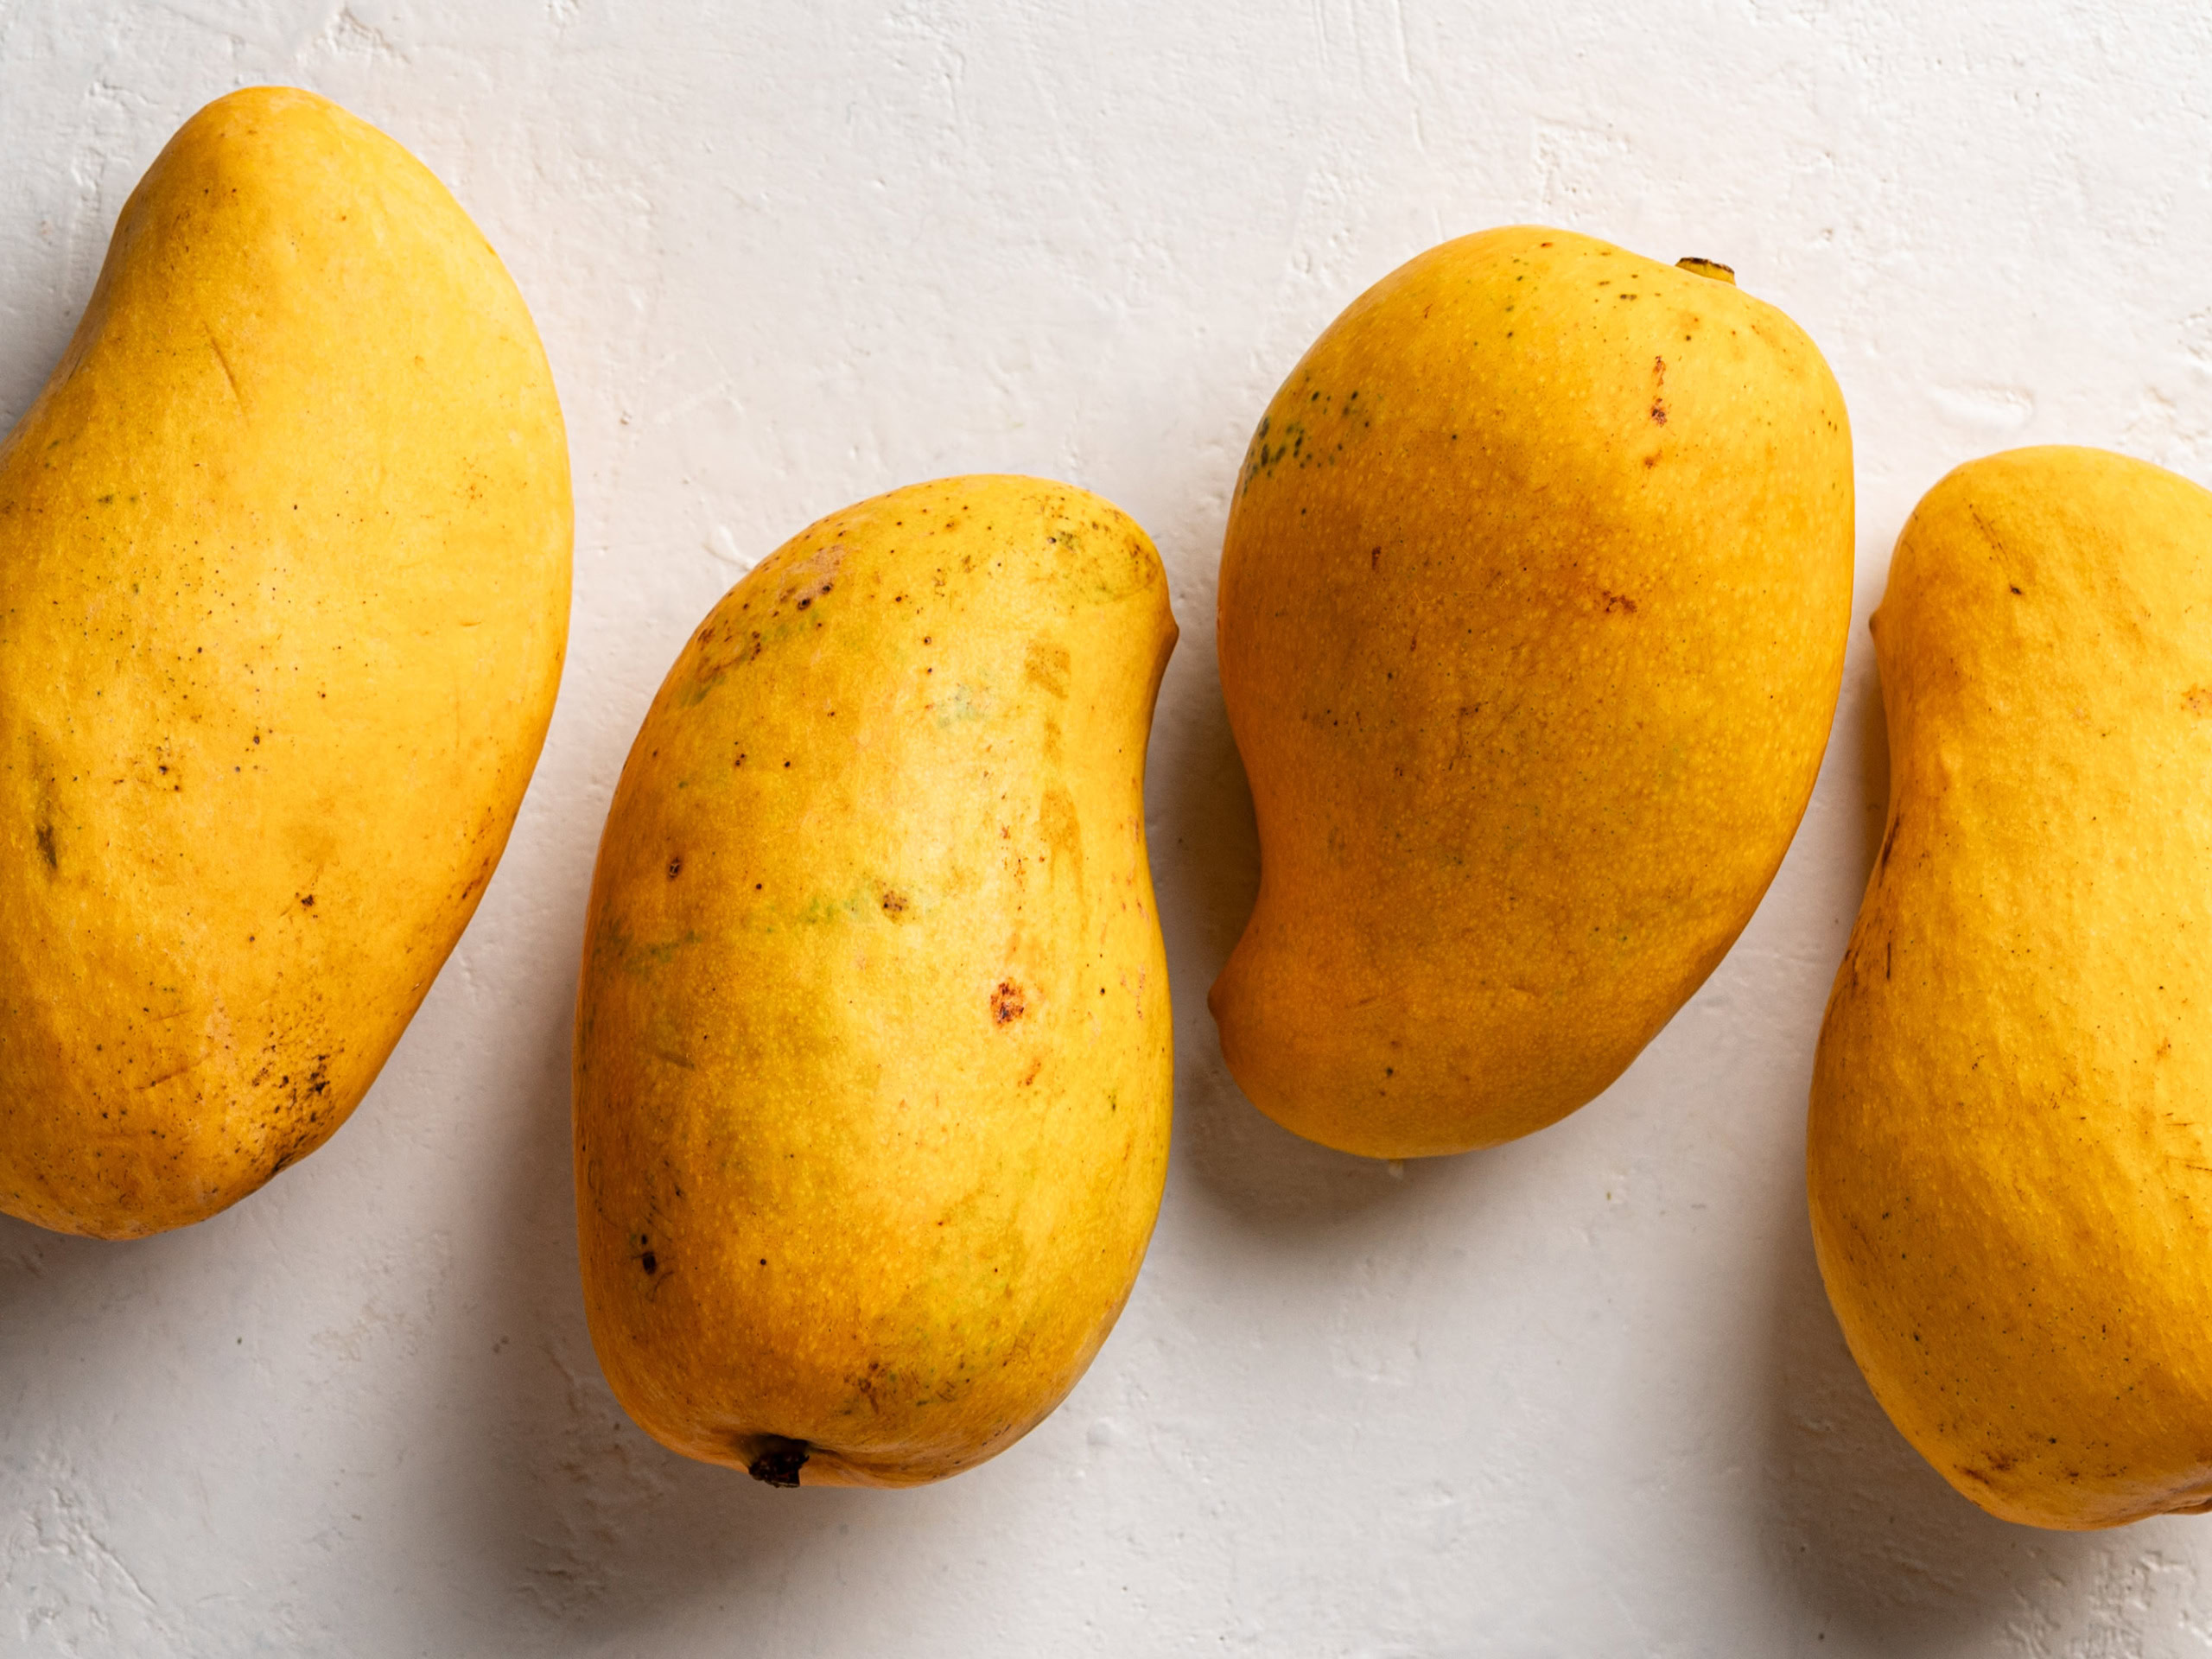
6;1;2212;1653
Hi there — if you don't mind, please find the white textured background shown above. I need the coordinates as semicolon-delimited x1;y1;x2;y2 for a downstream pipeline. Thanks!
3;2;2211;1654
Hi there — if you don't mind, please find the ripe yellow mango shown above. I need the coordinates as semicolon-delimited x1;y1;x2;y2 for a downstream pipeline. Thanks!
1211;226;1853;1158
573;476;1175;1487
1811;446;2212;1529
0;89;571;1237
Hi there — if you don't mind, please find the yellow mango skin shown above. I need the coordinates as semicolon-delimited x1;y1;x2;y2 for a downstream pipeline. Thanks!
1211;226;1853;1158
1811;447;2212;1530
574;476;1176;1488
0;88;571;1238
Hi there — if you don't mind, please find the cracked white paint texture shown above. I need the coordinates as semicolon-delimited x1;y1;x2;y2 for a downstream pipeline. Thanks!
4;1;2212;1654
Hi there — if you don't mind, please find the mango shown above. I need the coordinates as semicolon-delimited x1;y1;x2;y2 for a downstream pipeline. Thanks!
573;475;1176;1487
0;88;571;1237
1211;226;1853;1157
1811;446;2212;1529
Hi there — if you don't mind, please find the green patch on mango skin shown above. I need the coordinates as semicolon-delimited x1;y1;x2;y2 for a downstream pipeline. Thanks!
631;929;704;970
934;683;991;728
1238;384;1379;498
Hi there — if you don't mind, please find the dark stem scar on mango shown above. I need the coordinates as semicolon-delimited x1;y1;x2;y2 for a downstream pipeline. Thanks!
744;1435;811;1487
